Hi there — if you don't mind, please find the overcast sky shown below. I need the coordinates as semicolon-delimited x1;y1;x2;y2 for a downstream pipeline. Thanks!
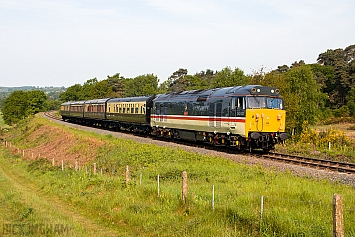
1;0;354;87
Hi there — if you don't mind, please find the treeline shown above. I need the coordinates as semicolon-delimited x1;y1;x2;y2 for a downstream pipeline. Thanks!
1;90;49;125
2;44;354;135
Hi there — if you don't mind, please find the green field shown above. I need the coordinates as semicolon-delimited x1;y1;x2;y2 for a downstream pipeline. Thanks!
1;116;355;236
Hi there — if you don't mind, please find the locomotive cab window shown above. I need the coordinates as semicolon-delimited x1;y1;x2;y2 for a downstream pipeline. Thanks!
267;97;284;109
247;96;266;108
231;97;246;117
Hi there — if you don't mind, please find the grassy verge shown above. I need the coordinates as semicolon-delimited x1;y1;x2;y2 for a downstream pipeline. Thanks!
1;116;355;236
0;149;119;236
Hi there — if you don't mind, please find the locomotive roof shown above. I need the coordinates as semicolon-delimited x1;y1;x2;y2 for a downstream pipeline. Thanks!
155;85;280;101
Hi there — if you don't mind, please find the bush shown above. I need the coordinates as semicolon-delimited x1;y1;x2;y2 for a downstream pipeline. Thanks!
333;106;350;118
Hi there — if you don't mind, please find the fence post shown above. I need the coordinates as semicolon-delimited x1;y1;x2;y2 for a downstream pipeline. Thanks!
157;174;160;197
212;185;215;211
260;195;264;232
125;165;130;183
333;194;344;237
61;160;64;171
93;163;97;175
52;158;55;167
182;171;188;202
140;172;142;187
75;161;78;171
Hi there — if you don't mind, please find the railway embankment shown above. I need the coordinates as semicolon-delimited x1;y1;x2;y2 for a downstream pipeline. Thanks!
1;115;355;236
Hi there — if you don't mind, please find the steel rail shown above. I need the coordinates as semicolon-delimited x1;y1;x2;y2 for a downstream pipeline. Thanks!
258;152;355;174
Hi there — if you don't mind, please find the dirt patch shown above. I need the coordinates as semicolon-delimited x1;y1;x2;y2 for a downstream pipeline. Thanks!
313;123;355;139
13;123;105;166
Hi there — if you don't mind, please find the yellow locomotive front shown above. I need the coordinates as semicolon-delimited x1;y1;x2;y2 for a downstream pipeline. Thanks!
243;86;288;151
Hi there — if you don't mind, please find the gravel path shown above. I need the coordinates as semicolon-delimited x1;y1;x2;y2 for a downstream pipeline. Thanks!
48;116;355;187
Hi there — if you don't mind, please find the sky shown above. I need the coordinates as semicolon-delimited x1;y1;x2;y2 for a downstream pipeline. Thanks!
0;0;354;87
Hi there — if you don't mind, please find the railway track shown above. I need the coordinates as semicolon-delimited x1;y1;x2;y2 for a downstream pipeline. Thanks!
259;152;355;174
44;111;62;121
43;111;355;175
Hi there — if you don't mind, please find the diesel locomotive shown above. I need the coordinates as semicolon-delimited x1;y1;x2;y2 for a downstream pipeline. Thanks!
60;85;288;151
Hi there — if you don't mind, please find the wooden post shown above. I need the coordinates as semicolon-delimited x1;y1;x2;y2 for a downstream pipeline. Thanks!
93;163;97;175
157;174;160;197
22;150;25;157
52;158;55;166
75;161;78;171
31;153;34;159
182;171;188;202
140;172;142;187
333;194;344;237
125;165;130;183
61;160;64;171
212;185;215;211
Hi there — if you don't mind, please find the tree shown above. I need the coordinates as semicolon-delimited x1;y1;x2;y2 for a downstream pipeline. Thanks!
212;66;248;88
2;90;29;125
89;79;112;99
317;45;355;107
283;65;325;133
124;74;159;97
277;65;289;73
249;69;287;95
59;84;83;102
1;90;48;125
346;87;355;116
160;68;189;92
81;78;99;100
27;90;48;114
194;69;216;88
107;73;125;97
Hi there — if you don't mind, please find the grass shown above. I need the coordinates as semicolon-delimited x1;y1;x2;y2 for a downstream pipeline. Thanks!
1;116;355;236
0;152;119;236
